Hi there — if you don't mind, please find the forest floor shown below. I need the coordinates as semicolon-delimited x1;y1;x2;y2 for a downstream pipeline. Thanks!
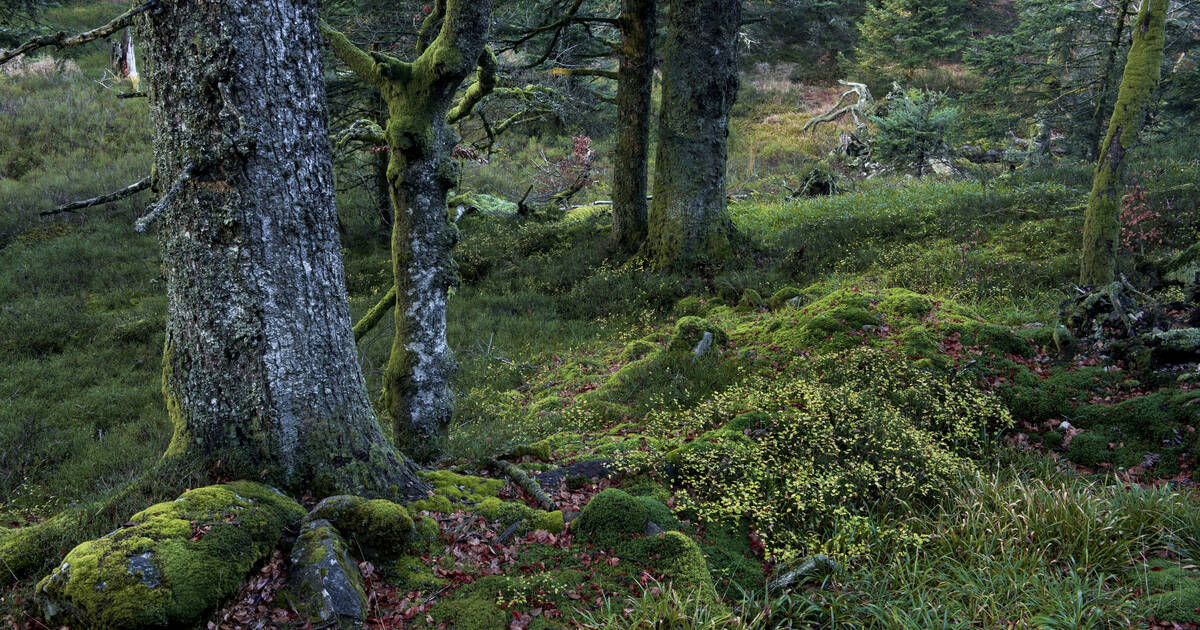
4;2;1200;628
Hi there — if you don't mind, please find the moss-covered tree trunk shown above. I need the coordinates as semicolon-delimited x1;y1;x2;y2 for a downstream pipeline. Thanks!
610;0;656;251
323;0;492;460
142;0;427;499
643;0;741;269
1086;0;1135;161
1080;0;1169;285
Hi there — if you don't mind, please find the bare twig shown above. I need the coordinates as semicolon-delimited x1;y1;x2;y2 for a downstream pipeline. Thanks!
41;177;150;216
0;0;157;66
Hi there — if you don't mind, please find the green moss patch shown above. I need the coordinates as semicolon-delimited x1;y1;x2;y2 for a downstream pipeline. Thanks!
35;482;304;629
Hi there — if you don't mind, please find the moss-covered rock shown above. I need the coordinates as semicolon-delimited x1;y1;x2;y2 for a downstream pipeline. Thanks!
306;495;415;559
571;489;679;550
768;287;804;310
281;519;367;629
35;482;304;630
474;497;564;534
668;317;728;352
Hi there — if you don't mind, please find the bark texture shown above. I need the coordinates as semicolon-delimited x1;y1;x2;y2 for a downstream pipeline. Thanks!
142;0;426;499
323;0;492;460
1080;0;1169;285
610;0;655;251
644;0;741;269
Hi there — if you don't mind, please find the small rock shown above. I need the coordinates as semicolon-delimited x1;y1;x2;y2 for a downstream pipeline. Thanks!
1058;421;1072;431
282;520;367;629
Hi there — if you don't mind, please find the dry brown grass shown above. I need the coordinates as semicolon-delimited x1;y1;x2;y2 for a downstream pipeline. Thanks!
0;55;81;78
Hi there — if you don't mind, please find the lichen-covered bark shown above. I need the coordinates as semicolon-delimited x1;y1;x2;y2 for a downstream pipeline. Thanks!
610;0;655;251
1080;0;1169;285
643;0;741;269
142;0;426;499
323;0;492;460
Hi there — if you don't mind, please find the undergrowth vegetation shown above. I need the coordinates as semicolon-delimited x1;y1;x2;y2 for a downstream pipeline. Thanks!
3;2;1200;625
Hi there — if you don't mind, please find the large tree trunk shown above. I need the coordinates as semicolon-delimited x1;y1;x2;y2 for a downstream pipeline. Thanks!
610;0;655;251
323;0;492;461
1079;0;1169;285
142;0;426;499
643;0;741;269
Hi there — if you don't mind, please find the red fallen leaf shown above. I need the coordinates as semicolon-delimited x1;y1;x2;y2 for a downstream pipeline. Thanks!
566;590;582;600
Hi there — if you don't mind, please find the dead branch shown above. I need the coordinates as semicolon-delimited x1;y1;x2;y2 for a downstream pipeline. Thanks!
489;458;556;511
40;177;150;216
0;0;157;66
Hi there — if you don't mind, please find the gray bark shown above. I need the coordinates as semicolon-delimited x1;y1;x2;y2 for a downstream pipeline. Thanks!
644;0;741;269
610;0;655;251
142;0;426;499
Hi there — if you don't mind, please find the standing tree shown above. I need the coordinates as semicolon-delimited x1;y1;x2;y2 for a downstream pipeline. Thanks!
321;0;493;459
142;0;428;499
498;0;658;250
855;0;966;81
643;0;742;269
1;0;426;499
1079;0;1170;285
611;0;656;251
0;0;433;586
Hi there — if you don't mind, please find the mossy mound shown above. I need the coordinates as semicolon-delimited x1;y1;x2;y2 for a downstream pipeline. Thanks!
412;470;563;534
572;489;681;550
571;490;717;604
768;286;804;309
35;482;304;630
307;495;415;559
673;296;707;317
1139;559;1200;623
617;339;658;363
475;497;565;534
735;289;764;313
669;316;729;352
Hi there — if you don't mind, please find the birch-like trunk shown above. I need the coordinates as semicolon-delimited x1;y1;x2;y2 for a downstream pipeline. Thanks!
142;0;426;499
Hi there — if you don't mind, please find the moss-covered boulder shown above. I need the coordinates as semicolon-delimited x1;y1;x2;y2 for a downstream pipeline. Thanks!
768;287;804;310
668;317;728;352
281;519;367;629
307;495;414;559
1164;243;1200;286
35;482;304;630
571;489;680;550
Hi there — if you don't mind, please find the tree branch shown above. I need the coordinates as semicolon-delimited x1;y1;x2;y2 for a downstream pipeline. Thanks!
550;66;618;80
447;47;497;124
0;0;157;66
335;119;387;149
319;21;392;89
41;177;151;216
353;286;396;342
135;161;196;233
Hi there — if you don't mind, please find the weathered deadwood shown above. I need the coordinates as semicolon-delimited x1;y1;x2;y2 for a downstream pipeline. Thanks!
0;0;156;66
40;177;150;216
489;458;556;511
